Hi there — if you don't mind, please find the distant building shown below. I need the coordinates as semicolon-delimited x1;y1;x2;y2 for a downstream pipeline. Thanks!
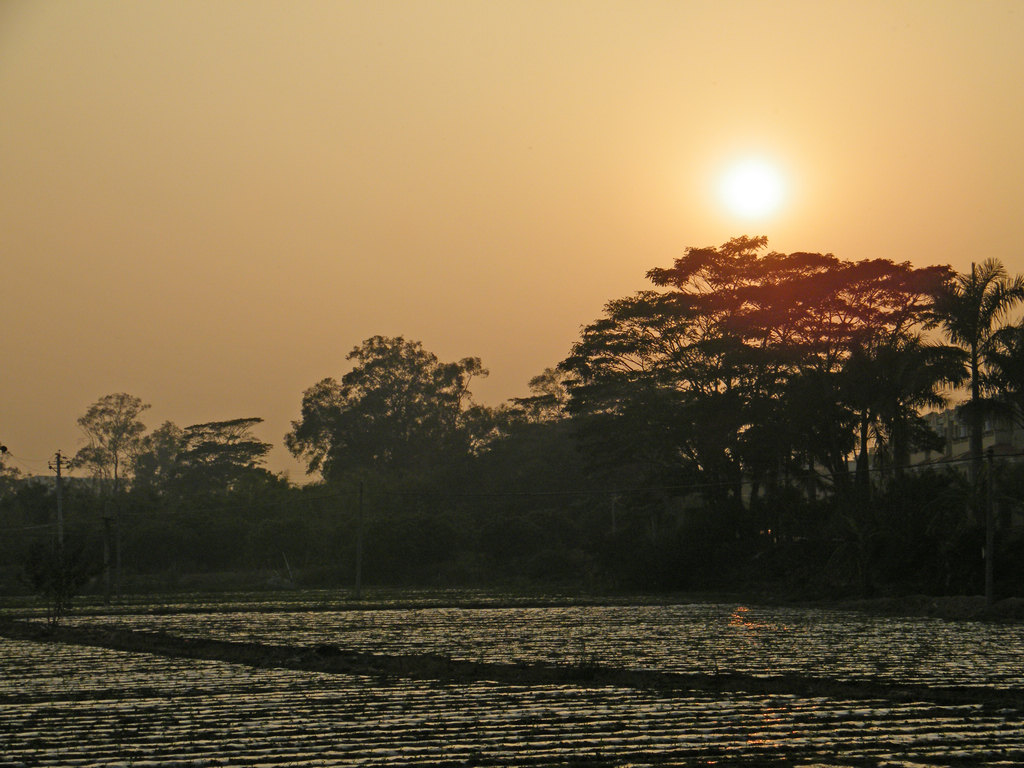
910;405;1024;468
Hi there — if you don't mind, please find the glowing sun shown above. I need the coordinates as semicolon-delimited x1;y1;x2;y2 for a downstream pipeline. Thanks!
718;158;786;219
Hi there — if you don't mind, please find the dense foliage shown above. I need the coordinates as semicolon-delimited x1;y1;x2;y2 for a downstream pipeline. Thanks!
3;240;1024;601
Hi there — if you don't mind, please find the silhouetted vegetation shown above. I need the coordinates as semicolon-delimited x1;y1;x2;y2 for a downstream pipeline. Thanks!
4;239;1024;605
21;537;101;625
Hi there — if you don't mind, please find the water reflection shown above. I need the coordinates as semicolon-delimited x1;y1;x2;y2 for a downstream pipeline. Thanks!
728;605;790;633
6;635;1024;766
62;603;1024;690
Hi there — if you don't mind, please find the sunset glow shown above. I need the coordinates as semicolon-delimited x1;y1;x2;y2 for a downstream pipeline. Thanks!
3;6;1024;760
718;159;787;219
1;1;1022;473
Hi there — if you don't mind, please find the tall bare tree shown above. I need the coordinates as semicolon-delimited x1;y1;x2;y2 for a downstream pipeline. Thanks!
72;393;150;493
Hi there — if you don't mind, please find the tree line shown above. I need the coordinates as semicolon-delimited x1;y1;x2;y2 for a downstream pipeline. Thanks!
4;237;1024;599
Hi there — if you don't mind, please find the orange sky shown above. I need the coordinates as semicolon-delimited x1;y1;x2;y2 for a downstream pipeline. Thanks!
2;1;1022;479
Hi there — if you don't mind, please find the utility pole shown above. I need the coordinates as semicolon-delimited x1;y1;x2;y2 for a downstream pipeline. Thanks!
115;498;122;601
49;451;65;554
102;501;112;604
985;447;995;607
354;480;365;600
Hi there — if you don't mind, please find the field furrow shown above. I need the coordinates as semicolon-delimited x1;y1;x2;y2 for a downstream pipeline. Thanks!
4;632;1024;766
54;603;1024;689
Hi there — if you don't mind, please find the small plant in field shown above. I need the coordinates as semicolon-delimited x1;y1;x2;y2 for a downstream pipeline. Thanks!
21;539;99;626
572;636;599;672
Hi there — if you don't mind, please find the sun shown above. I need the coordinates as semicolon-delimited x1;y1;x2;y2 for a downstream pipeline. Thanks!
718;158;786;219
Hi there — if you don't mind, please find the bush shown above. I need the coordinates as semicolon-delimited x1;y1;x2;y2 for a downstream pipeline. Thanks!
22;539;100;625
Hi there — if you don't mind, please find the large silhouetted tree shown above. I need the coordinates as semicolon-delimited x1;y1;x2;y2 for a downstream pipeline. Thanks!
286;336;488;480
562;237;950;507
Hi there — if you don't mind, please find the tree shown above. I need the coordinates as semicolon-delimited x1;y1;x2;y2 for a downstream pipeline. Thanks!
287;336;488;480
933;259;1024;479
176;418;274;497
509;367;573;423
0;444;20;499
562;237;948;506
841;335;964;490
23;537;99;626
559;288;724;491
865;336;964;478
72;393;150;493
986;320;1024;423
132;421;185;496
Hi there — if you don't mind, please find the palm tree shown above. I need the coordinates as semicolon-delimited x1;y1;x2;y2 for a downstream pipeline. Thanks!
842;335;964;491
872;336;965;476
933;259;1024;480
987;321;1024;421
841;342;885;494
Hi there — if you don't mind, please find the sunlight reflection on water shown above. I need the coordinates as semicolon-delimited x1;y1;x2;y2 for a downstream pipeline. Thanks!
4;636;1024;766
61;602;1024;689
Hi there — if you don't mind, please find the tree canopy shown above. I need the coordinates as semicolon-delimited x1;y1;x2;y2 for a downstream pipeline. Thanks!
176;418;274;497
9;240;1024;601
561;237;956;504
71;393;150;493
934;258;1024;477
286;335;489;480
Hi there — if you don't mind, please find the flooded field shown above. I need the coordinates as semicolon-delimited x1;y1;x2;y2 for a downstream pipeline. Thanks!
4;601;1024;766
62;602;1024;689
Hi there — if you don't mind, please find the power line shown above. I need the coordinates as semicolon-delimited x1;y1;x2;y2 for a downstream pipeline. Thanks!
3;448;1021;525
7;452;51;466
0;522;57;533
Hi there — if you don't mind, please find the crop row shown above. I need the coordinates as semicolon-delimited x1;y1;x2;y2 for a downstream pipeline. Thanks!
4;637;1024;767
60;603;1024;689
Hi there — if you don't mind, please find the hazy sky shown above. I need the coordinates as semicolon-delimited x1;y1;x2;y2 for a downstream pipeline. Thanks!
2;1;1022;479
